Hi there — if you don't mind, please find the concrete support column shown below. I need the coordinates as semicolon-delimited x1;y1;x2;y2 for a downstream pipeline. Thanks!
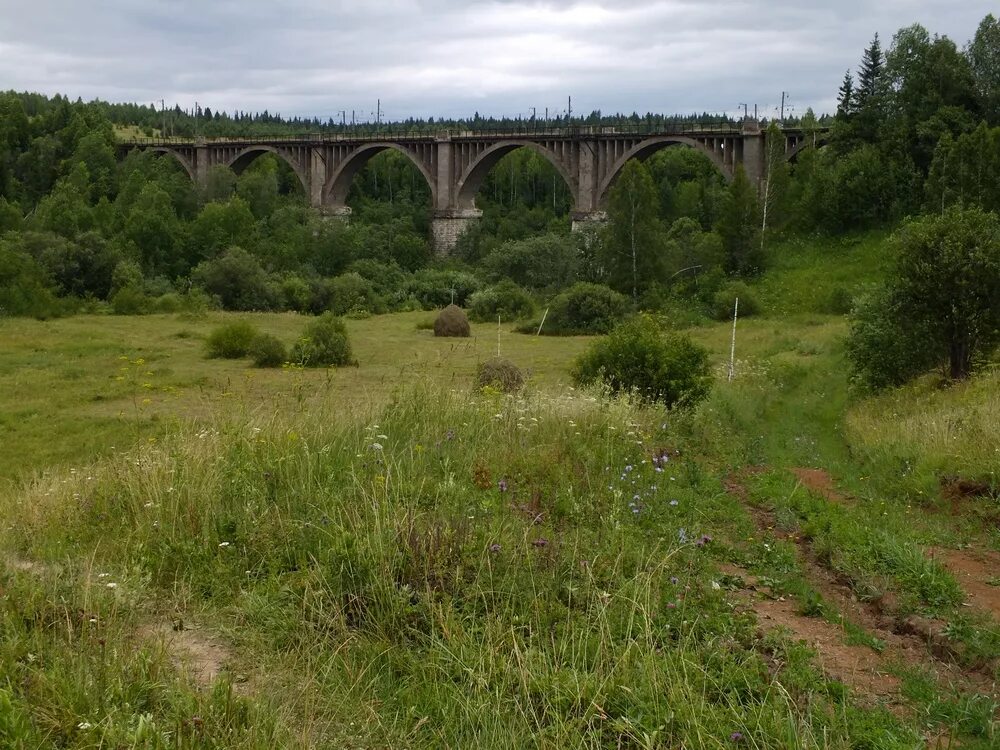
194;146;209;188
431;208;482;255
308;147;326;209
434;138;454;211
575;139;598;213
320;205;353;222
740;133;765;188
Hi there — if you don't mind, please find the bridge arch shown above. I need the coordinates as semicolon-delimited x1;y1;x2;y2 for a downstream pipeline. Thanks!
325;143;437;207
597;136;732;209
456;141;577;211
149;147;195;181
227;146;308;194
785;134;829;163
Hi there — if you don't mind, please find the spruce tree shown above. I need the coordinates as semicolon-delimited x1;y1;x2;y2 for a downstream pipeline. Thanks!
853;33;883;108
836;71;855;119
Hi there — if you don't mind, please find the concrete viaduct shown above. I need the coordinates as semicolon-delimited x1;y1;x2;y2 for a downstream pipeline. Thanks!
121;120;826;253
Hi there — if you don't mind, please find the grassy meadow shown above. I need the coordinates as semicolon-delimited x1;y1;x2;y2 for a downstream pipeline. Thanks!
1;235;999;748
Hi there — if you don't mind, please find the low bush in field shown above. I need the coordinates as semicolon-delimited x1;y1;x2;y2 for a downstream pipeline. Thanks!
206;321;260;359
468;280;535;323
110;285;152;315
535;282;628;335
710;281;760;321
291;313;354;367
408;269;482;309
573;314;712;407
249;333;287;368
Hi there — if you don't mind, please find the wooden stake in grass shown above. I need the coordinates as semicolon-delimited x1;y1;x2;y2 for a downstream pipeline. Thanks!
497;314;502;358
536;308;549;336
728;297;739;382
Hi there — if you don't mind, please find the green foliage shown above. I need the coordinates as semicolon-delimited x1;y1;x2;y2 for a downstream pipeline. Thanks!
109;284;151;315
480;233;580;290
205;320;260;359
603;160;664;298
716;166;762;274
324;272;386;316
249;332;287;368
573;314;712;407
925;124;1000;213
968;14;1000;124
192;246;277;311
408;269;481;309
291;313;355;367
0;245;63;318
468;279;535;322
540;282;629;335
847;208;1000;387
710;281;760;321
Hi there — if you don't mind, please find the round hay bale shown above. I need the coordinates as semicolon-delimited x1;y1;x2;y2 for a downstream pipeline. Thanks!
434;304;471;337
477;357;525;393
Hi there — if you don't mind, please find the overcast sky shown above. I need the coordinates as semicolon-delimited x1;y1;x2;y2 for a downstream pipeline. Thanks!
0;1;994;122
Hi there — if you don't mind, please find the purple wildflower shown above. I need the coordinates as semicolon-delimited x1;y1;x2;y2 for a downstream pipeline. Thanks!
730;732;744;742
489;543;501;553
445;429;456;441
670;576;679;585
498;478;508;492
532;538;549;548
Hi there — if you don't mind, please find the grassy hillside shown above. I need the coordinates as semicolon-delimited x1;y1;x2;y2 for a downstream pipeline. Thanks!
2;232;998;748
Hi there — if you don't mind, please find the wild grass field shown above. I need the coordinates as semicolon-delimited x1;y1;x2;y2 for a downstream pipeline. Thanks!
1;235;998;748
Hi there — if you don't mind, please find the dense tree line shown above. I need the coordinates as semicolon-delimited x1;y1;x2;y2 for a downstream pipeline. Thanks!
1;13;998;379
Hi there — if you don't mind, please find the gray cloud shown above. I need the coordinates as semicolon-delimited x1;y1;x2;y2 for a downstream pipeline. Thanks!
0;1;994;121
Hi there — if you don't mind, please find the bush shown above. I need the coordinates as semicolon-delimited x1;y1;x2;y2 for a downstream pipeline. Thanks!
291;313;354;367
468;280;535;323
409;270;482;309
434;304;471;337
710;281;760;321
537;282;628;335
480;233;580;290
0;246;64;319
206;321;260;359
110;285;152;315
477;357;525;393
573;315;712;407
249;333;287;368
325;272;386;316
191;246;277;311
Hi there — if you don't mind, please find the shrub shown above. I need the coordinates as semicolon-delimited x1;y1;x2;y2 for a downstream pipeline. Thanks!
538;282;628;335
477;357;525;393
572;315;712;407
249;333;287;368
110;285;152;315
480;233;580;290
468;280;535;323
710;281;760;321
0;246;64;319
326;272;386;316
206;321;260;359
822;286;854;315
409;270;482;309
291;313;354;367
191;246;277;311
434;304;471;337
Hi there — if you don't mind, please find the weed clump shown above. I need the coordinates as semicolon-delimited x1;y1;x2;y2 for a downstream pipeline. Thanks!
710;280;760;321
434;304;471;337
291;313;354;367
476;357;525;393
205;321;259;359
573;314;712;407
249;333;287;368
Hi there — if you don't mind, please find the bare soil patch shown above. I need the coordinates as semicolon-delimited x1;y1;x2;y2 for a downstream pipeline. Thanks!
141;619;240;690
790;467;848;503
929;547;1000;619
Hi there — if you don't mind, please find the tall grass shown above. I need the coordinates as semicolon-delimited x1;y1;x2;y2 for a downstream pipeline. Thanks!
0;386;919;747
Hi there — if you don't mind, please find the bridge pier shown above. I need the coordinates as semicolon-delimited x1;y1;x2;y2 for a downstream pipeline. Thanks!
431;208;482;255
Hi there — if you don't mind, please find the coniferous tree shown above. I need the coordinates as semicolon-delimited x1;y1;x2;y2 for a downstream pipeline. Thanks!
836;71;855;119
853;34;883;108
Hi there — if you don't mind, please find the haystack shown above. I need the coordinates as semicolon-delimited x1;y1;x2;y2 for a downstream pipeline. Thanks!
434;304;471;337
477;357;525;393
